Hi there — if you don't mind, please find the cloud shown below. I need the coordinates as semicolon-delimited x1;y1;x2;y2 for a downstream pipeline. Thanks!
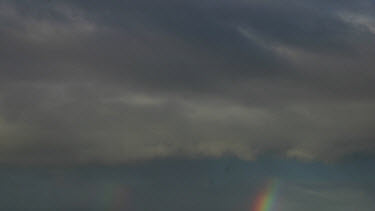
0;0;375;163
338;12;375;35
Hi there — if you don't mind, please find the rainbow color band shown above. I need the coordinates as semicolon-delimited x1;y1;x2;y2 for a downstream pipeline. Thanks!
252;179;280;211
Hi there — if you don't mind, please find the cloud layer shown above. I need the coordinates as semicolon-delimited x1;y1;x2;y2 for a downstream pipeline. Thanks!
1;0;375;163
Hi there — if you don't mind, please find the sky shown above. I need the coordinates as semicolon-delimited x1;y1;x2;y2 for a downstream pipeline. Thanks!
0;0;375;210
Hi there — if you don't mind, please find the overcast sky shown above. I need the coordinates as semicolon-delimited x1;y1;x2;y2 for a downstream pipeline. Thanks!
1;0;375;210
1;0;375;164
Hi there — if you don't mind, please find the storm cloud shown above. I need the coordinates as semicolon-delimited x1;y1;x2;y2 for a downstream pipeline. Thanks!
1;0;375;163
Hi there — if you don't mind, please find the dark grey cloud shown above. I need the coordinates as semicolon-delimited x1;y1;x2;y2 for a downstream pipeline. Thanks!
0;0;375;163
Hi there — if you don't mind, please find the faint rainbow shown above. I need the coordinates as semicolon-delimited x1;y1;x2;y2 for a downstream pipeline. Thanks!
101;183;131;211
251;179;280;211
